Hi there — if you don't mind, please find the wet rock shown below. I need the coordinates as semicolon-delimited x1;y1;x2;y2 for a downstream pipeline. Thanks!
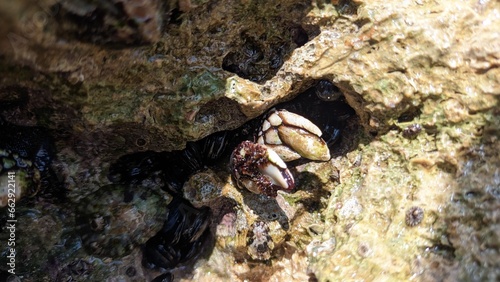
76;184;169;258
0;0;317;153
57;0;168;44
0;0;498;281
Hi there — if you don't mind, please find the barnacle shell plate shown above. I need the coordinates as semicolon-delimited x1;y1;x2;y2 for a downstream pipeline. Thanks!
258;109;331;162
247;221;274;260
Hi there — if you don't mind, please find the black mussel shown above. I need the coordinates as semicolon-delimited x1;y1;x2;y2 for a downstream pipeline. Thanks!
179;129;241;169
222;40;264;82
151;272;174;282
179;142;204;172
160;147;205;194
222;31;304;82
142;196;211;270
196;130;232;165
290;25;309;47
242;36;264;63
108;148;203;195
315;80;342;102
109;129;237;195
269;43;287;70
108;151;163;184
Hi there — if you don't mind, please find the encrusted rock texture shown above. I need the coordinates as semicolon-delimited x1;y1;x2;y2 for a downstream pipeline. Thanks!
0;0;499;281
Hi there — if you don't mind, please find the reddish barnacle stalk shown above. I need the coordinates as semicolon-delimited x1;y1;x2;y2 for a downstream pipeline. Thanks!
230;141;295;197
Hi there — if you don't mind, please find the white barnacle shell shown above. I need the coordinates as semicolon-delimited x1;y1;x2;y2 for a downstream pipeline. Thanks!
258;109;331;162
259;148;290;189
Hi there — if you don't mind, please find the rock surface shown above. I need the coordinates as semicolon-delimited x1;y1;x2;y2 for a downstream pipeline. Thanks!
0;0;499;281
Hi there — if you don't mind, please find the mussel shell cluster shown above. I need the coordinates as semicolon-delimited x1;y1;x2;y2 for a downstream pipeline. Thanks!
100;81;355;276
0;82;356;279
142;197;211;270
108;130;238;195
107;134;225;272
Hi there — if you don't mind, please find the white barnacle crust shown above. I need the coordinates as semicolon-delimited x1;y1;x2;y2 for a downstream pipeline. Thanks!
267;111;283;126
264;128;281;145
261;120;271;131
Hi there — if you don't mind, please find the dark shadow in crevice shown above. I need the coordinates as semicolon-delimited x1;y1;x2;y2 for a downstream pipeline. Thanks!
293;171;332;213
398;106;422;122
